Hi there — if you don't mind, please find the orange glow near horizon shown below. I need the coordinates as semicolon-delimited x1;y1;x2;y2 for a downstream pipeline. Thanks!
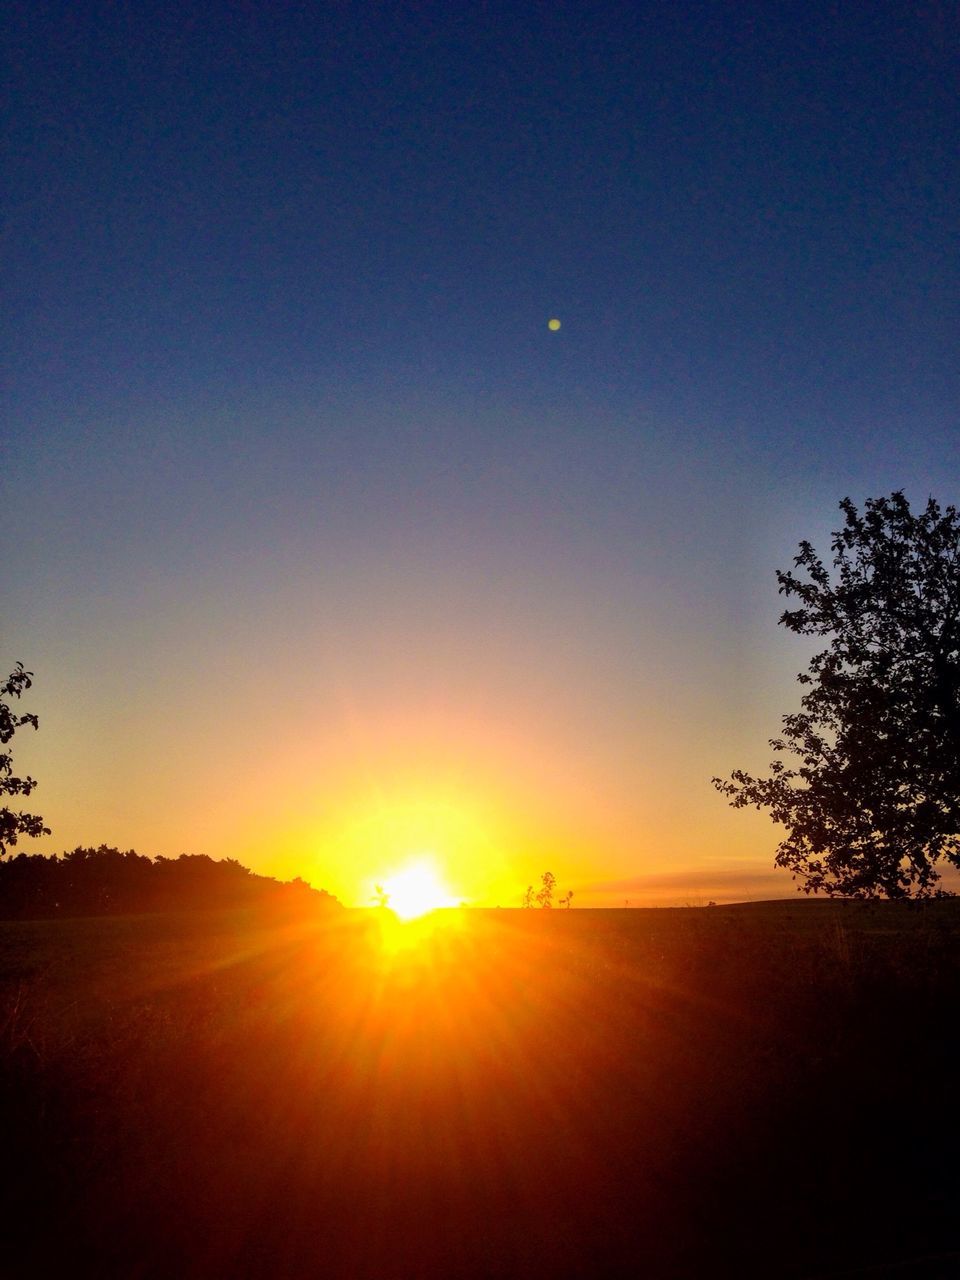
20;661;808;907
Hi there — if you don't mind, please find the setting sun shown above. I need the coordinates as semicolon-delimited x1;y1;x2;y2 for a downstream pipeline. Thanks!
379;859;459;919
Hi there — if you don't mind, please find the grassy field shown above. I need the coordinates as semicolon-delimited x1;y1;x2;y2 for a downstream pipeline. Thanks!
2;901;959;1278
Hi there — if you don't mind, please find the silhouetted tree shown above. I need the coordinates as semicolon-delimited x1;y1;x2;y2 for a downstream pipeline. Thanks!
714;493;960;898
521;885;535;909
535;871;556;909
372;883;390;909
559;890;573;909
0;663;50;856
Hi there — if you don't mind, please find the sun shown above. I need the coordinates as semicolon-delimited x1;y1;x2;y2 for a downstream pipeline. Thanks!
379;859;458;920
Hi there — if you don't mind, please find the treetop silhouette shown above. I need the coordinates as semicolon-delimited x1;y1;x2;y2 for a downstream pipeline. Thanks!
0;662;50;856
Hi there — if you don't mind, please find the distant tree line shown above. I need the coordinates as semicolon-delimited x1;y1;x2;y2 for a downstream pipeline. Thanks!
0;846;342;920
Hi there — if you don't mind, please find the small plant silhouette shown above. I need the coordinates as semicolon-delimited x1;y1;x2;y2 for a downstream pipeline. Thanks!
522;872;571;909
535;871;557;909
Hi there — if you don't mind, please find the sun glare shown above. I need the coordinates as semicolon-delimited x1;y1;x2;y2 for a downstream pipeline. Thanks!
379;860;458;920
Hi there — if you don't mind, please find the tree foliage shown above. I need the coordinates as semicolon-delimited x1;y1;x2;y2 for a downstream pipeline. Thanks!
0;663;50;856
714;493;960;898
0;846;342;919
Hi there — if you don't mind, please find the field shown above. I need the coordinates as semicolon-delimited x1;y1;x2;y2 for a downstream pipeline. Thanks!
2;901;959;1279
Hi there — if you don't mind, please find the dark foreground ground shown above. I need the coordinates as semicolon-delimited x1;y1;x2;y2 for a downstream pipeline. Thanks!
2;900;959;1279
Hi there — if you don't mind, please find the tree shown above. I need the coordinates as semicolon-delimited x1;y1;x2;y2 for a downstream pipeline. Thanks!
535;871;556;909
559;890;573;909
521;884;535;909
1;663;50;856
713;493;960;898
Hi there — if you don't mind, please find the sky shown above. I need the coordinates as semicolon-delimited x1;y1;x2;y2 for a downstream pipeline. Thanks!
3;1;957;906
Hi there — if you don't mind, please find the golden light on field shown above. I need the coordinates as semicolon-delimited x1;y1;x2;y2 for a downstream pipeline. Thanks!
378;858;459;920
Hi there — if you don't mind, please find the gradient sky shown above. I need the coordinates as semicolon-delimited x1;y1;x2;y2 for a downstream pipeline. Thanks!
3;1;957;905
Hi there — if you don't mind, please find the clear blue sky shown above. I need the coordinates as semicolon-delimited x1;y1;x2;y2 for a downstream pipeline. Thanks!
3;1;957;903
